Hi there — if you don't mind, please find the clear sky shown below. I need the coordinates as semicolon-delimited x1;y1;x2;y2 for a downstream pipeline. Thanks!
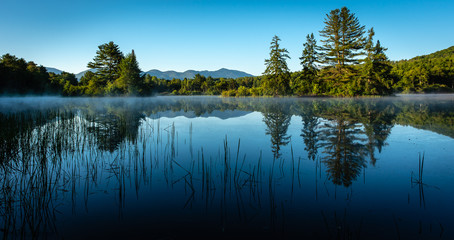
1;0;453;75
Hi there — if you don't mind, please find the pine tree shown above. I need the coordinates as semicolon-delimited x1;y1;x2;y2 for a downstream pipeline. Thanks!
293;33;320;95
300;33;319;73
364;28;376;61
115;50;143;95
87;41;124;84
319;7;365;67
362;28;392;94
263;35;291;95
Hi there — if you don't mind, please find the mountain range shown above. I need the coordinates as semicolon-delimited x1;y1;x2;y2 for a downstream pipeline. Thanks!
142;68;254;80
45;67;254;80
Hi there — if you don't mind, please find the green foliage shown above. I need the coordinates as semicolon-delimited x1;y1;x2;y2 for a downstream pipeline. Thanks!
391;47;454;92
115;50;143;95
291;34;320;96
319;7;365;67
0;54;46;94
84;76;106;96
413;46;454;60
264;36;291;76
263;35;291;96
87;41;124;84
315;7;370;96
236;86;250;97
360;28;393;95
79;71;95;86
49;72;78;95
300;33;319;73
221;89;237;97
290;71;311;95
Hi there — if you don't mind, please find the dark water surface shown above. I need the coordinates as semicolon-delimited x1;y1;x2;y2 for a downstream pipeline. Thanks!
1;95;453;239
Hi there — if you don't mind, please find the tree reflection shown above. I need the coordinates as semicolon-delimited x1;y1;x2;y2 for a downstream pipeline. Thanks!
263;104;292;159
360;105;394;166
85;105;144;152
319;115;367;187
300;106;320;161
0;110;74;164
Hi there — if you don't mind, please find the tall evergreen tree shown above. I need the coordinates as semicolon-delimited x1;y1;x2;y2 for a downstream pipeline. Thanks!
114;50;143;95
300;33;319;73
263;35;291;95
364;28;376;61
87;41;124;84
362;28;393;94
293;33;320;95
319;7;366;67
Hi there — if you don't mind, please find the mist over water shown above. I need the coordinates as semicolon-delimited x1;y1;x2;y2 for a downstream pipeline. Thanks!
1;95;453;239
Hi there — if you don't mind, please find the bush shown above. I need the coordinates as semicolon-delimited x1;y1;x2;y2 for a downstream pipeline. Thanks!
236;86;250;97
221;90;237;97
249;87;262;97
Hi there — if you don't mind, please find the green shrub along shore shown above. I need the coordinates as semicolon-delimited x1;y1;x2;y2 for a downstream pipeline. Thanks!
1;7;453;97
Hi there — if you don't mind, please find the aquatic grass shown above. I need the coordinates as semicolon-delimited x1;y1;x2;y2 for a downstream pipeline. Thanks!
411;152;425;185
411;152;427;208
0;109;113;238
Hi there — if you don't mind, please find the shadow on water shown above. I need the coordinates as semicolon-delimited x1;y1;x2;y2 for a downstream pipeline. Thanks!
0;96;453;239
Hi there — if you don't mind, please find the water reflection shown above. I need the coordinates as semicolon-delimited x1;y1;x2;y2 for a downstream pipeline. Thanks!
300;104;320;161
0;96;453;239
262;103;291;160
84;106;144;152
360;103;394;166
319;113;367;187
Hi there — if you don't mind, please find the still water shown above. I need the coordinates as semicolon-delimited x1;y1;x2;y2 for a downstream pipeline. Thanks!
0;95;453;239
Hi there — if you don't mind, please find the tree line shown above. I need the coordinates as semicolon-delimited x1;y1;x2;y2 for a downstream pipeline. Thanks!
1;7;453;96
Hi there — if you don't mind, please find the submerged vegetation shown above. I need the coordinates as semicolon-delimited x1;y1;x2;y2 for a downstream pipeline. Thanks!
1;7;453;97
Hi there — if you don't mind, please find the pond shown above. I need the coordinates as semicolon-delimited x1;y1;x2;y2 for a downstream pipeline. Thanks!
0;95;453;239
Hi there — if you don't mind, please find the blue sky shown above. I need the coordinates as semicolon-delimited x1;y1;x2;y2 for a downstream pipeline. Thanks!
1;0;453;75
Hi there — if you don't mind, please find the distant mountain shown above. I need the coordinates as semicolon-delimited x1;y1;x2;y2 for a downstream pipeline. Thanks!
45;67;93;80
75;69;96;80
45;67;64;75
45;67;252;80
143;68;254;80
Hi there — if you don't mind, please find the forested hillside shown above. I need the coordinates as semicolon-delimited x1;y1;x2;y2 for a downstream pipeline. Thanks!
391;46;454;92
